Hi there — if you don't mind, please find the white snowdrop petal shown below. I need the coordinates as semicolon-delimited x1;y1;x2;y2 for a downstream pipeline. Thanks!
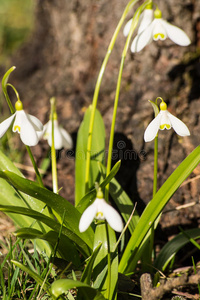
123;19;132;37
60;128;73;149
103;203;123;232
27;114;43;131
144;113;162;142
19;111;39;146
167;112;190;136
137;9;154;34
13;110;23;133
163;20;191;46
53;125;65;149
131;23;153;52
0;114;16;138
159;110;171;130
79;202;97;232
152;19;167;41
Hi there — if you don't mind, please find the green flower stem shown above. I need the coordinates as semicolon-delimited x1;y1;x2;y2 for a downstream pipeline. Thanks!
25;146;44;187
85;0;141;194
50;97;58;194
153;135;158;197
105;0;151;200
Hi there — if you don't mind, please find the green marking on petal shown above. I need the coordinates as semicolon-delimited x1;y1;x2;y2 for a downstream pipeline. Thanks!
160;124;171;130
96;212;104;218
14;125;21;132
154;33;165;40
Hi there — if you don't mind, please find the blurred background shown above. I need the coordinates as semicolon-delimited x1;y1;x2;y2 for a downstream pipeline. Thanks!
0;0;34;63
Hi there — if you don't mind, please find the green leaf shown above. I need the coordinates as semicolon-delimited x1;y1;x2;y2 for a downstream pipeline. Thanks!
11;260;51;294
0;170;94;251
154;228;200;271
81;243;102;285
0;205;91;258
119;145;200;274
77;160;121;214
50;278;106;300
75;106;105;206
15;228;81;266
92;223;118;300
0;150;51;254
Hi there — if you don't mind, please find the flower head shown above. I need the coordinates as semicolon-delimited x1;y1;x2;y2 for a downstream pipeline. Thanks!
39;117;73;150
144;99;190;142
79;190;123;233
130;7;191;52
0;100;43;146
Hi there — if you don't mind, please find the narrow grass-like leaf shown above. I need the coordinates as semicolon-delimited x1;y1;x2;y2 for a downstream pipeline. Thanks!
0;205;91;257
75;106;105;205
15;228;81;266
11;260;51;294
119;145;200;274
81;243;102;285
50;278;106;300
154;228;200;271
0;170;94;250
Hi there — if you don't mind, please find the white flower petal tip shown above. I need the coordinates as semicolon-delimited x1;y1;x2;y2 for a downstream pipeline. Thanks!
0;114;16;138
79;198;123;233
163;21;191;46
167;112;190;137
40;120;73;150
123;19;132;37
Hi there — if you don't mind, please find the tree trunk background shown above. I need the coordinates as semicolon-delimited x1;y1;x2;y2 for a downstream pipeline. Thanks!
2;0;200;244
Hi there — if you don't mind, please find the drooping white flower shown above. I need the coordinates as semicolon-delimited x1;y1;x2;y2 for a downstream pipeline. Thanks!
144;100;190;142
0;100;43;146
123;8;154;37
131;8;191;52
39;119;73;150
79;196;123;233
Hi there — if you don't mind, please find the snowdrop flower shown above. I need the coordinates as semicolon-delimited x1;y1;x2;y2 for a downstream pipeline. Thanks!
39;116;73;150
144;99;190;142
79;189;123;233
131;7;191;52
0;100;43;146
123;6;154;37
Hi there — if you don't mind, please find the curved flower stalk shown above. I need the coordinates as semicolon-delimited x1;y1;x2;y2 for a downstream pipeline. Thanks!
130;7;191;52
144;98;190;142
39;117;73;150
79;189;123;233
0;100;43;146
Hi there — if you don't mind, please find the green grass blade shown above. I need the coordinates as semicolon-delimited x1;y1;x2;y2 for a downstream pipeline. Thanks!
119;145;200;274
0;170;94;249
0;205;91;258
154;228;200;271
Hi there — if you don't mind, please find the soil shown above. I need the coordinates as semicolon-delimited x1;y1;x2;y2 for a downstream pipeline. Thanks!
1;0;200;298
